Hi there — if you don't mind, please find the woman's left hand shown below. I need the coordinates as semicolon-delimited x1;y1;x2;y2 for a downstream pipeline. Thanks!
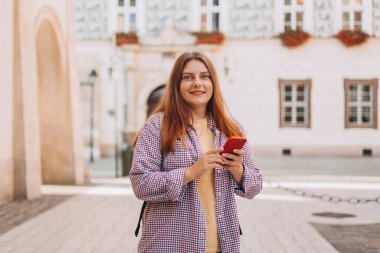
221;149;244;185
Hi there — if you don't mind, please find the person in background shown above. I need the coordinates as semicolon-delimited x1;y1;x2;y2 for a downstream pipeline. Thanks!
130;51;262;253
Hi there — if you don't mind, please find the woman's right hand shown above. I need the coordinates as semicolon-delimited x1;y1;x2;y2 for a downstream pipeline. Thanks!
183;148;225;185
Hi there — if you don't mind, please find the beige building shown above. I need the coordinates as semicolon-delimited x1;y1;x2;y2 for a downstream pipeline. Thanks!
75;0;380;158
0;0;85;204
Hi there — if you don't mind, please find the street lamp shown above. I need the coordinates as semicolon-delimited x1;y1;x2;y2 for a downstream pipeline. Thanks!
88;69;98;163
109;65;119;178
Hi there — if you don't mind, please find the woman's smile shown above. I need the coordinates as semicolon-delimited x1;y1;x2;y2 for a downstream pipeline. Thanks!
189;90;206;95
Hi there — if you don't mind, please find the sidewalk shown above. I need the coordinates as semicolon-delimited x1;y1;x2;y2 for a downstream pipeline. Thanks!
0;157;379;253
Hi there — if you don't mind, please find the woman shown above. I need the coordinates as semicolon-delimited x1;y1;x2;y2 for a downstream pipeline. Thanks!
130;52;262;253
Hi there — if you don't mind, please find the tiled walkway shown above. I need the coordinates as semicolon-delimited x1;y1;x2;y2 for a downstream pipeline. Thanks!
1;176;379;253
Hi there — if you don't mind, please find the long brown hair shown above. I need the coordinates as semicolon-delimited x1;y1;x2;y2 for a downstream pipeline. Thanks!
140;52;242;154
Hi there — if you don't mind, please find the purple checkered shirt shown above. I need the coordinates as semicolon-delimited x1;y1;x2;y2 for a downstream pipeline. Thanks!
130;113;262;253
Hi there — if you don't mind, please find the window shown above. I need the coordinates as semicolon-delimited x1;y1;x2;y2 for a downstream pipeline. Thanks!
344;79;378;129
279;79;311;128
342;0;363;30
283;0;304;31
130;13;136;31
118;0;137;33
200;0;221;32
117;14;125;32
118;0;124;7
201;14;207;31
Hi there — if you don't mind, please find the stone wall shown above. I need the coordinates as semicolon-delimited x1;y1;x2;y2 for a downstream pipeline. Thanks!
0;0;84;204
0;0;14;204
75;0;108;39
229;0;274;38
314;0;334;37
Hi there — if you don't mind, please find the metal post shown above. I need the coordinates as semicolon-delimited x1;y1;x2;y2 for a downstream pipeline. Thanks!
89;82;94;162
114;70;119;178
109;65;119;178
83;69;98;163
111;32;119;178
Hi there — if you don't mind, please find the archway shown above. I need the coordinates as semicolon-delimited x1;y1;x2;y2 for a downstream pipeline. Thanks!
137;82;167;128
146;84;166;117
36;19;74;184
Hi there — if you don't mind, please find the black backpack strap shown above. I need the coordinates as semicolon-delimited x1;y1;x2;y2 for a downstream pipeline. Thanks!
135;201;147;237
239;224;243;235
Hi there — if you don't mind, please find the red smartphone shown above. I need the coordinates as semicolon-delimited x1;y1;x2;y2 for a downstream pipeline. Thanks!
221;136;247;154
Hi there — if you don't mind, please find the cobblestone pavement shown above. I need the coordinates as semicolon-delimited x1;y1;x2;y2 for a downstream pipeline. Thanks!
312;223;380;253
0;176;379;253
0;195;73;236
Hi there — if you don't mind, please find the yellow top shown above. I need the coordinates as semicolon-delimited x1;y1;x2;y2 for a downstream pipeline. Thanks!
192;117;221;253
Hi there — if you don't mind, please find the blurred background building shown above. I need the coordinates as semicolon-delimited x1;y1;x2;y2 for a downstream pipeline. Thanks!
0;0;84;204
75;0;380;160
1;0;378;205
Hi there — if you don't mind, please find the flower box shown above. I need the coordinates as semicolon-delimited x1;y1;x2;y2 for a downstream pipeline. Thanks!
116;32;138;45
336;29;369;47
191;31;225;45
279;29;310;48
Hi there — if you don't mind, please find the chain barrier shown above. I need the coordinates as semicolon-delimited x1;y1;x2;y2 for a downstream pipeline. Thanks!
265;180;380;205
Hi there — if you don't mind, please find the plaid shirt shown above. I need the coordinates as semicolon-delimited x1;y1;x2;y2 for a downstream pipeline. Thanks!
130;113;262;253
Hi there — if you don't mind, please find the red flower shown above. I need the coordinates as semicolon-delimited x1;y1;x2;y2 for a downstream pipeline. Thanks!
336;29;369;47
116;32;138;45
279;29;310;48
191;31;225;45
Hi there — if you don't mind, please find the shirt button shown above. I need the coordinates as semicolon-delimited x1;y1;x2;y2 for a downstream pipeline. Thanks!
218;214;223;219
217;192;222;197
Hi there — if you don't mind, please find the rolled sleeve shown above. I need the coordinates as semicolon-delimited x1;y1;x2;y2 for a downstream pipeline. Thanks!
166;167;187;201
234;139;262;199
130;114;187;203
234;162;262;199
233;165;246;194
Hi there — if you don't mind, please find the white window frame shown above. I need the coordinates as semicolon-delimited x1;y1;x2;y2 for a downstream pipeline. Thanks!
201;0;221;31
333;0;372;34
344;79;378;129
279;79;312;128
274;0;313;34
284;0;305;30
342;0;364;30
117;13;125;32
115;0;139;33
125;0;137;32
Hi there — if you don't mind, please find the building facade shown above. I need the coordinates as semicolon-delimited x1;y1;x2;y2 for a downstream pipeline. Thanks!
0;0;84;204
75;0;380;158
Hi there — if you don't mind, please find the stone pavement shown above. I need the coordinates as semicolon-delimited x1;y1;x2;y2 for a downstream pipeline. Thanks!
0;195;73;236
312;223;380;253
0;175;380;253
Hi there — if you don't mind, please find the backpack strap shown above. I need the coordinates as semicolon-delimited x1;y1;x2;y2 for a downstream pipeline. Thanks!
135;112;164;237
135;201;147;237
